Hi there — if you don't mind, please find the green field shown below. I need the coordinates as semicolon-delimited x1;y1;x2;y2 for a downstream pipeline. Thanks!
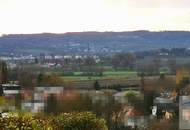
103;71;137;76
62;71;138;81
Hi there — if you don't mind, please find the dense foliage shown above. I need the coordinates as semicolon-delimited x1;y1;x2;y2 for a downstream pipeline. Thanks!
56;112;108;130
0;112;108;130
0;113;55;130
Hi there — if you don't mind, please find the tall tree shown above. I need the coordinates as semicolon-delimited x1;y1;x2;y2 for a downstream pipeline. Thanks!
0;61;8;84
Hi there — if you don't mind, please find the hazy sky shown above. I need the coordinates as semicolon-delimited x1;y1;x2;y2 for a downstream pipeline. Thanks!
0;0;190;35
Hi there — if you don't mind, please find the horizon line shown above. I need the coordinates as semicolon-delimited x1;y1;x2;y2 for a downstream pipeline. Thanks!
1;30;190;36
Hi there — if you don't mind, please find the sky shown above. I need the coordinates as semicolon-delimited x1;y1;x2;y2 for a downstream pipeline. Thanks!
0;0;190;35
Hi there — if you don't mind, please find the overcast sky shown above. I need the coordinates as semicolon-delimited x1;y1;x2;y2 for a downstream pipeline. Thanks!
0;0;190;35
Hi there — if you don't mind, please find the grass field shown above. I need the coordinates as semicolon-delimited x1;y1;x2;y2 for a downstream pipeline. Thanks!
62;71;138;81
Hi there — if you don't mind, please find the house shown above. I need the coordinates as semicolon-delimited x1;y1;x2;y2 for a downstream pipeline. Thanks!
154;91;178;118
21;86;64;113
35;86;64;94
34;87;63;101
2;84;21;95
22;101;44;113
112;105;148;129
114;91;128;104
114;91;143;104
179;96;190;130
0;84;21;112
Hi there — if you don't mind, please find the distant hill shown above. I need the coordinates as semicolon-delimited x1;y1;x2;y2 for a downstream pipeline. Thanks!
0;31;190;55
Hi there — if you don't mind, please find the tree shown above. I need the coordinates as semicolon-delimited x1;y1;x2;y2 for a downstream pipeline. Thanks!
15;93;22;110
84;56;96;74
140;73;145;91
94;80;100;90
168;58;176;74
125;90;139;104
144;90;154;115
37;73;63;86
178;77;189;88
34;58;39;64
111;54;122;70
45;94;57;114
111;53;136;70
123;53;136;69
151;56;161;75
18;69;37;90
0;87;3;96
37;73;44;86
0;61;8;84
177;77;189;94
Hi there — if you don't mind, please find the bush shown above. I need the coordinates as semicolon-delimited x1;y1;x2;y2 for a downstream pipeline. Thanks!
125;90;142;104
0;112;54;130
0;112;108;130
125;90;138;99
56;112;108;130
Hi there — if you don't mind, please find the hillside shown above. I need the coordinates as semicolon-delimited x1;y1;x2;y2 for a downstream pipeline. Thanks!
0;31;190;55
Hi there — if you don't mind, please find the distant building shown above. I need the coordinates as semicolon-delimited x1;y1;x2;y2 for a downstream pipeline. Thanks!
64;55;72;59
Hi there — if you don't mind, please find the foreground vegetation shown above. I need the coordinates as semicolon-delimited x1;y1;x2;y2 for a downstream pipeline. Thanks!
0;112;108;130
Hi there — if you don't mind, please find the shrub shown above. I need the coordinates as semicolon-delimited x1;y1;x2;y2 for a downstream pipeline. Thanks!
0;112;54;130
56;112;108;130
0;112;108;130
124;90;143;104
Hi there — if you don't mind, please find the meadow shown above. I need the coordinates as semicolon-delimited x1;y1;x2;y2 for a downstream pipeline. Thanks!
62;71;138;82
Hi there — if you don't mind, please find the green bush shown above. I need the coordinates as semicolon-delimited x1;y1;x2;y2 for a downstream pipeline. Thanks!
0;112;54;130
0;112;108;130
125;90;138;99
56;112;108;130
124;90;142;104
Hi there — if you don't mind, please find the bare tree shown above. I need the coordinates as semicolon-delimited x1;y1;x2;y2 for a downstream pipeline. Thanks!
0;61;8;84
111;53;136;70
168;57;176;74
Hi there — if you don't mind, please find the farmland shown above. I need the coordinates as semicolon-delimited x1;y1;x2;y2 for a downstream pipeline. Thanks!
61;71;138;82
